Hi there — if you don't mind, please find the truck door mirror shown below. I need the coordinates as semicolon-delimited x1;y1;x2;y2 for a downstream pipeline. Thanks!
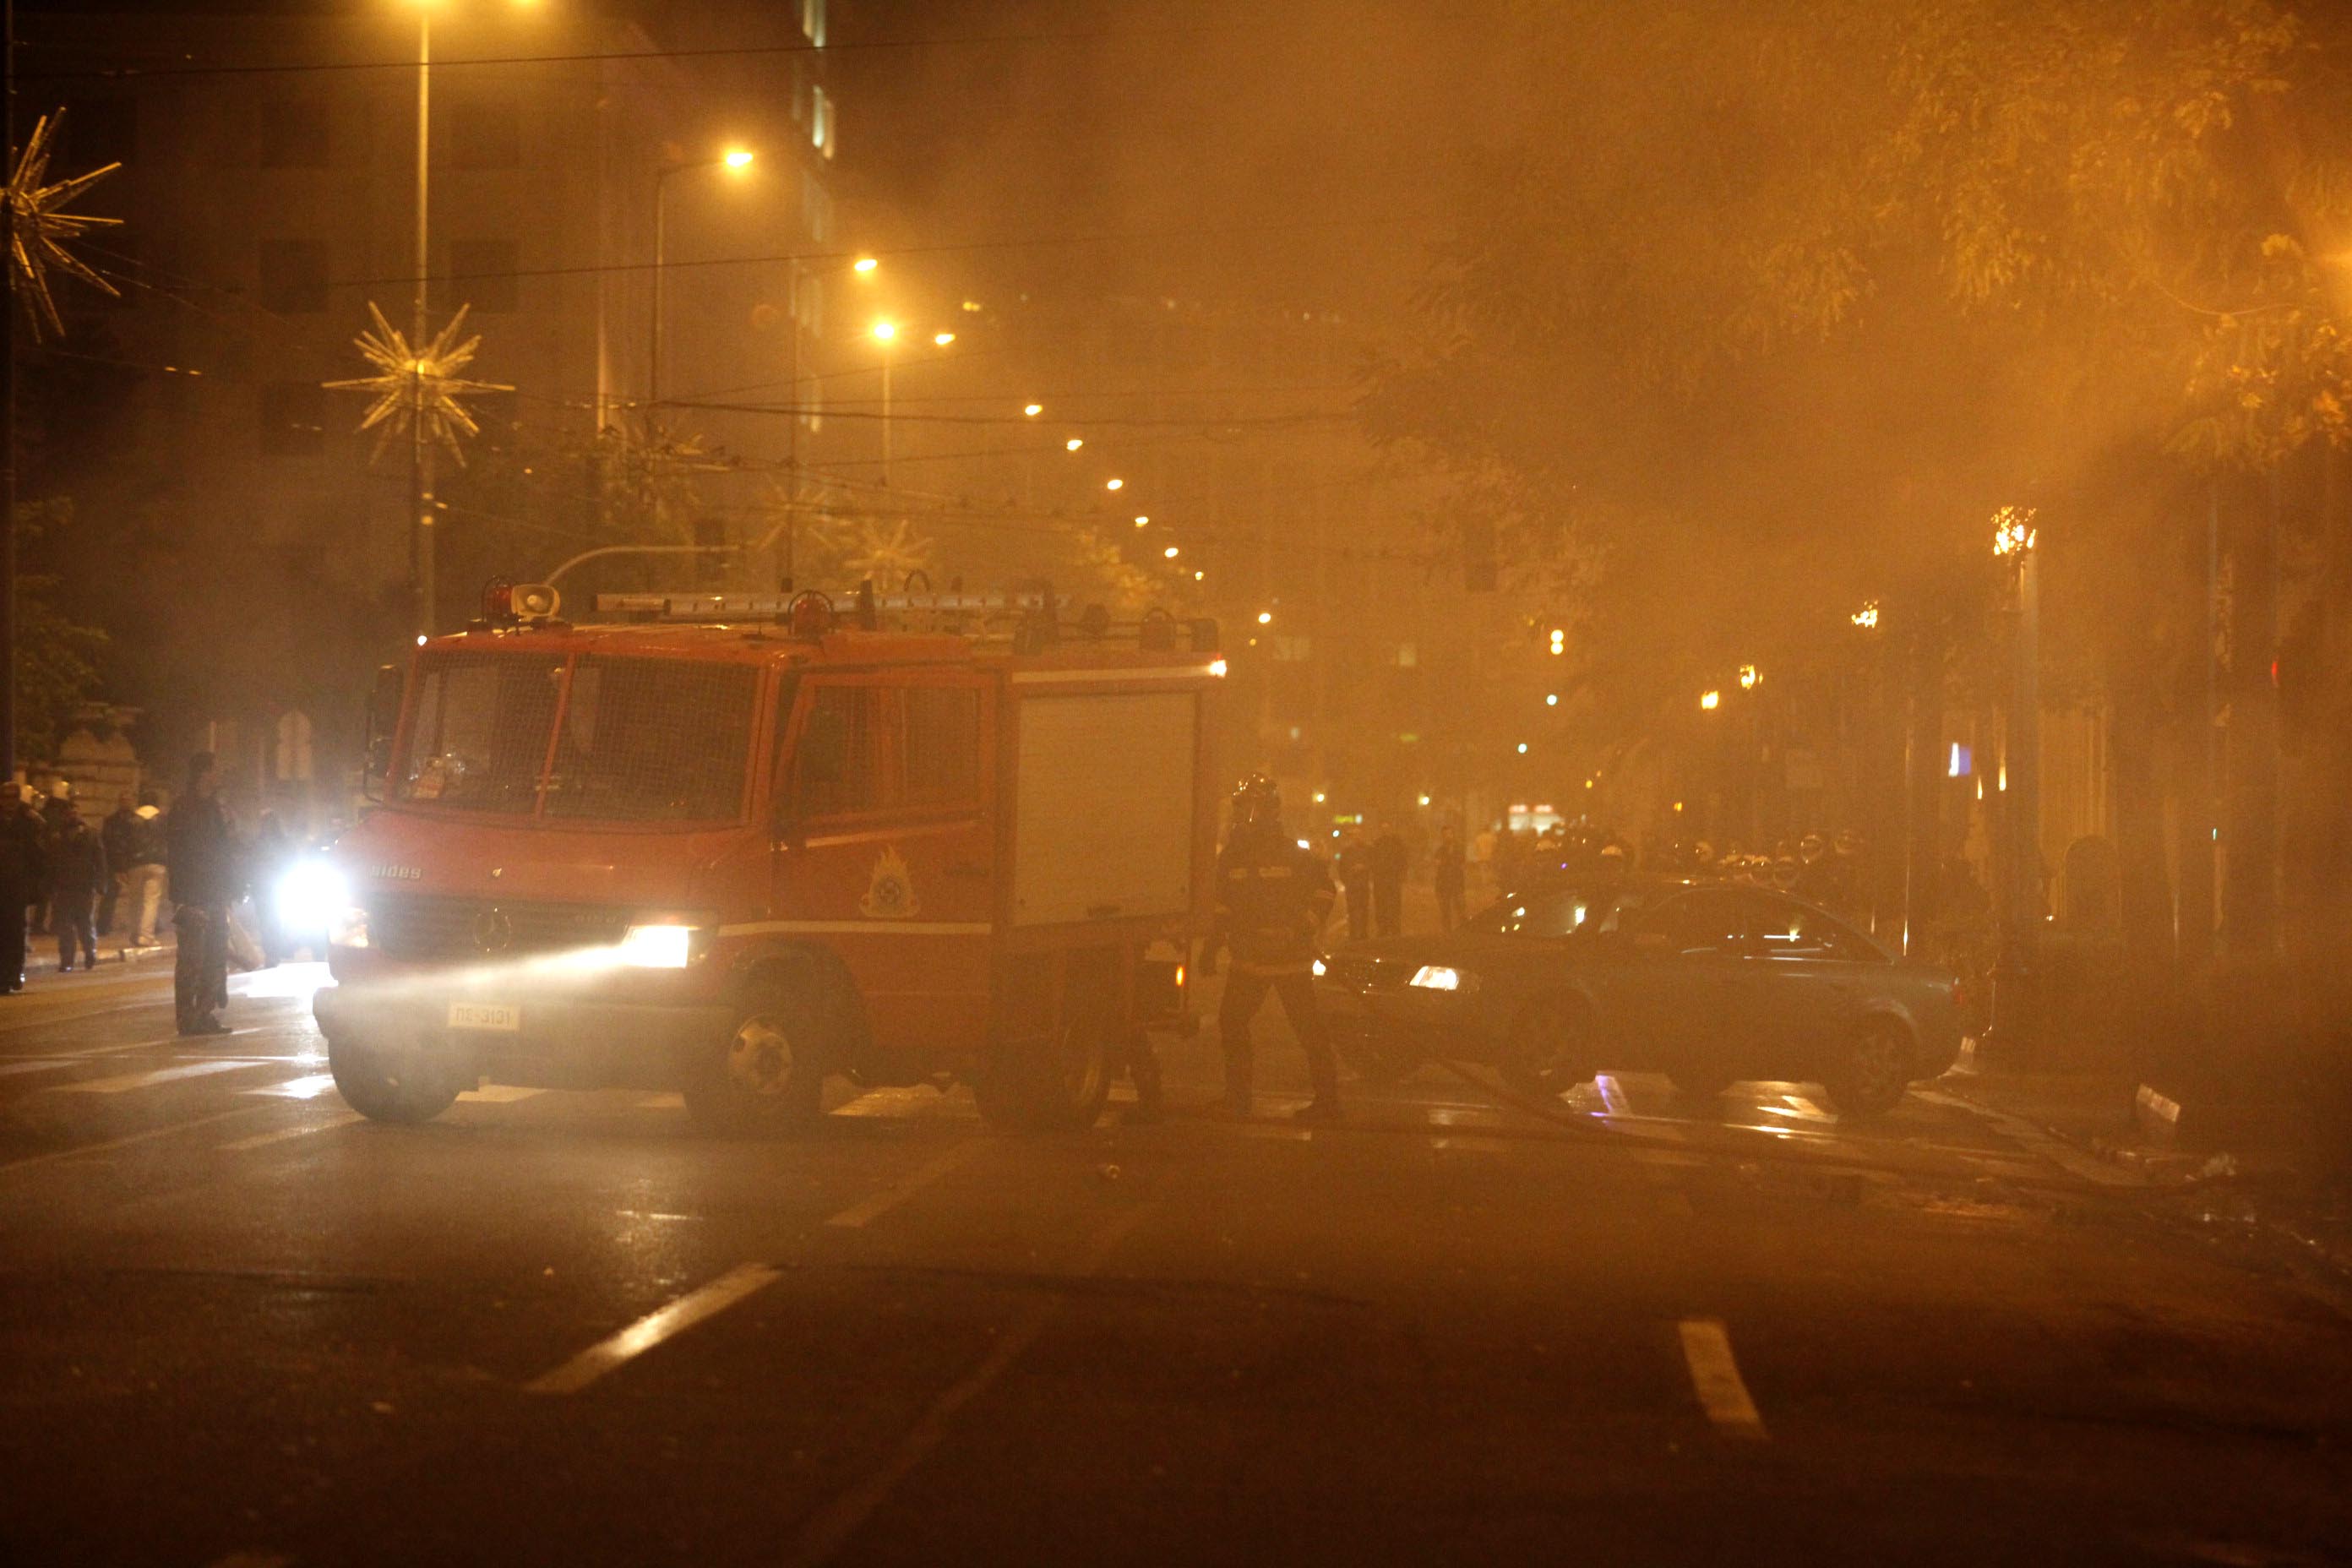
362;662;405;801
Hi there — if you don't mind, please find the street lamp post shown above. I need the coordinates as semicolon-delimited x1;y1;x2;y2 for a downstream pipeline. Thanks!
872;319;895;483
1985;506;2042;1059
648;149;752;422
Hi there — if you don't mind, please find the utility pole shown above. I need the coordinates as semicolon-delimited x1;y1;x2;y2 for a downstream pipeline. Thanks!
411;7;435;640
1;0;15;782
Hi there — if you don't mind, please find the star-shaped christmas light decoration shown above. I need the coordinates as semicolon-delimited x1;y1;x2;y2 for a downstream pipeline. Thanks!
324;302;514;464
6;111;122;340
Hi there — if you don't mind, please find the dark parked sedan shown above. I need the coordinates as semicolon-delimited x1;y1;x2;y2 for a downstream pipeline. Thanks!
1315;879;1966;1118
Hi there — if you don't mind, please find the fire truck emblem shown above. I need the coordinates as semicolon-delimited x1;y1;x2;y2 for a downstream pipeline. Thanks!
859;847;921;920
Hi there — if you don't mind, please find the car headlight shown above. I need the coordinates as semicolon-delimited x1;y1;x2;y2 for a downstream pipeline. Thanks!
276;861;351;932
1408;964;1473;993
616;923;700;969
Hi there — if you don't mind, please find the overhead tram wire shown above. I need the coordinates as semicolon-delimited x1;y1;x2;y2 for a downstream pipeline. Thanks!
11;24;1246;84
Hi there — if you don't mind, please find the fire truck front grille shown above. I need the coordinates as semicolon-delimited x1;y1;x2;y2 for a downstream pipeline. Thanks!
368;895;633;962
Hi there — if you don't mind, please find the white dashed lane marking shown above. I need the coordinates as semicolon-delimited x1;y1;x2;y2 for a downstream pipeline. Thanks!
1679;1318;1767;1439
525;1263;784;1396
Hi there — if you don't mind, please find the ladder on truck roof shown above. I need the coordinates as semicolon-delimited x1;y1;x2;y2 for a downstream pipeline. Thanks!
590;585;1220;656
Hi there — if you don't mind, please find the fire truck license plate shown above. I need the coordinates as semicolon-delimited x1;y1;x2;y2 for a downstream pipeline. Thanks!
448;1003;521;1032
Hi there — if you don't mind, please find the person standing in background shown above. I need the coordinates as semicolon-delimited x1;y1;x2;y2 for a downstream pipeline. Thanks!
1434;825;1467;933
0;786;45;993
46;799;108;972
167;755;237;1036
117;792;169;950
98;792;138;938
1370;820;1407;938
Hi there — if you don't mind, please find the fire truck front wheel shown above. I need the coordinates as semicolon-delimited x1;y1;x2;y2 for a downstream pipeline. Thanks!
325;1033;460;1124
684;985;829;1135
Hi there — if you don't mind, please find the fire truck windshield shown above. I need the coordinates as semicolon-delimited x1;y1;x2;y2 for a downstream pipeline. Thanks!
397;651;759;823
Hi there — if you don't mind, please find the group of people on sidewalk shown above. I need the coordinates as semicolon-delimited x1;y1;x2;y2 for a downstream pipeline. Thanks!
0;777;170;986
0;752;280;1038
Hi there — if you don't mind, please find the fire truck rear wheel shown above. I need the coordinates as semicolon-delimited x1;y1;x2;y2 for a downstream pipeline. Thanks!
326;1033;460;1124
685;987;829;1135
976;1014;1113;1133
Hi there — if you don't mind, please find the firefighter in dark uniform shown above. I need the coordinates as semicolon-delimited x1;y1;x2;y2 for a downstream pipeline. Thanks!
1214;776;1342;1124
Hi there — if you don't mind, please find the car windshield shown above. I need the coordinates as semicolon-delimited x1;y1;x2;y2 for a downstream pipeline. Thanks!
397;651;758;823
1465;887;1603;938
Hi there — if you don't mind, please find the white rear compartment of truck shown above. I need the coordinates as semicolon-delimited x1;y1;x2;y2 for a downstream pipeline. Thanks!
1010;690;1199;927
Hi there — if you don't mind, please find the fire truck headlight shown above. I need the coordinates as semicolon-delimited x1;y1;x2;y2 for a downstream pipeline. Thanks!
616;923;698;969
328;906;370;950
278;862;351;932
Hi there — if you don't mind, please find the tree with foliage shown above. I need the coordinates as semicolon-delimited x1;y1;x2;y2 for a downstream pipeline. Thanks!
12;498;109;765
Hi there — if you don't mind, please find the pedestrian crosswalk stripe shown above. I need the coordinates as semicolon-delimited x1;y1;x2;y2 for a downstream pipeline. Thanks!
245;1073;340;1100
1679;1318;1767;1439
220;1111;366;1152
54;1059;264;1094
0;1058;76;1077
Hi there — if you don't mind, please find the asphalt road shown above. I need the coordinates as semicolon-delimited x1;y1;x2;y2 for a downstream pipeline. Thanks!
1;961;2347;1567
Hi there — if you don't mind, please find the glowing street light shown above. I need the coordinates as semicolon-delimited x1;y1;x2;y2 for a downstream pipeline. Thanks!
721;147;755;170
1544;693;1559;707
933;331;955;346
1549;628;1565;656
852;256;879;274
1700;689;1722;711
871;319;897;341
1133;515;1149;527
1192;570;1205;581
1852;601;1881;629
1993;504;2038;557
1023;403;1043;417
1162;545;1180;558
1065;438;1084;452
1105;476;1124;491
1255;610;1272;624
1739;663;1761;691
1516;742;1529;754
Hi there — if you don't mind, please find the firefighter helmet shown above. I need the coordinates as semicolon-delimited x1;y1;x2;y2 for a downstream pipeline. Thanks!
1230;773;1284;832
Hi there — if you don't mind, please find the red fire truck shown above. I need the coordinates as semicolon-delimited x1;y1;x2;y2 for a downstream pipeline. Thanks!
309;586;1224;1133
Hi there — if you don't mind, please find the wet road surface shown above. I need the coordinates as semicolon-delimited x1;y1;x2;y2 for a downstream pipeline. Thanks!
1;962;2347;1565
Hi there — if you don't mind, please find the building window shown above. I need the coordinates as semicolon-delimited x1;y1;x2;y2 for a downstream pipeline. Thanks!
260;382;327;455
811;86;835;159
60;98;137;168
449;238;519;313
800;172;834;244
257;239;329;313
258;100;329;169
442;95;521;169
903;686;981;809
